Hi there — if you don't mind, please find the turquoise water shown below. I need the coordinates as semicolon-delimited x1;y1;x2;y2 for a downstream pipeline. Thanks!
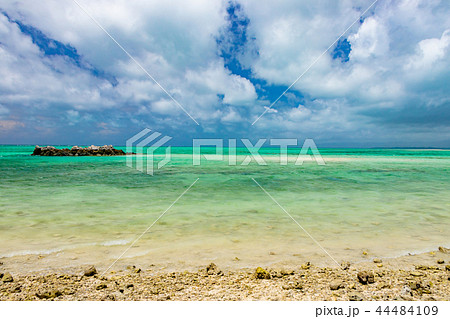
0;145;449;271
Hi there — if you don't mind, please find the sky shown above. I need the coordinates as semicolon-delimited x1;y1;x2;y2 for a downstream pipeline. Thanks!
0;0;449;147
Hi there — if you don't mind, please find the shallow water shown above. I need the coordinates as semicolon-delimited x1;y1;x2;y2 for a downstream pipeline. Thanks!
0;145;449;271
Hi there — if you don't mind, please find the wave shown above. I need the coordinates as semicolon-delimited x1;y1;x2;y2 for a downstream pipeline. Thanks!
0;247;64;258
100;239;131;246
1;239;132;258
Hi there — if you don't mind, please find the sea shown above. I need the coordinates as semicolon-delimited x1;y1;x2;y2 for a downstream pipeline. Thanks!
0;145;449;272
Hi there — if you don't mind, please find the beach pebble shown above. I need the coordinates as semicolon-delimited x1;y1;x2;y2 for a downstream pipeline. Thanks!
83;266;97;277
2;272;13;282
63;288;76;295
445;265;450;271
341;261;350;270
329;280;344;290
206;263;222;276
401;285;412;297
408;281;431;294
282;281;302;290
416;265;439;271
357;271;374;284
96;284;107;290
127;266;141;273
36;290;62;299
437;259;444;264
270;270;283;278
348;292;363;301
377;282;390;289
9;284;21;293
103;294;116;301
254;267;271;279
301;262;311;270
438;246;449;254
408;281;420;290
156;294;170;301
373;258;382;263
280;269;294;276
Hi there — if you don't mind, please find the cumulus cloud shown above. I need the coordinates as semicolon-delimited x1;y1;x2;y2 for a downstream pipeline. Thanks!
348;17;390;60
0;0;258;141
185;62;257;106
0;0;449;146
406;29;450;70
240;0;450;146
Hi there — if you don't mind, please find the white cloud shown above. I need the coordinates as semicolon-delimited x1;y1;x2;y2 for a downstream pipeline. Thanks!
150;99;181;115
185;62;257;106
406;29;450;70
287;105;312;121
242;0;449;143
221;108;243;123
0;12;120;112
241;0;369;85
348;17;390;60
0;0;259;126
0;0;449;146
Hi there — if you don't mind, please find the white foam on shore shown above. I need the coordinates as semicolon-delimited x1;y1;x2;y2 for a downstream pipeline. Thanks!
1;239;132;258
0;247;64;258
100;239;131;246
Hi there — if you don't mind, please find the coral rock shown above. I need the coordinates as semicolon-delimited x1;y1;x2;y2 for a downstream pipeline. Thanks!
330;280;344;290
2;272;13;282
255;267;271;279
357;271;375;284
83;266;97;277
348;292;363;301
206;263;222;276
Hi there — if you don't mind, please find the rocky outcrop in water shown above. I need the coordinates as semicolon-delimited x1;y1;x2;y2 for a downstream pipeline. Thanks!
32;145;126;156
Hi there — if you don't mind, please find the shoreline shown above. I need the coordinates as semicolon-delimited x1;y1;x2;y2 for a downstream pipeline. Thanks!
1;248;448;301
2;242;449;275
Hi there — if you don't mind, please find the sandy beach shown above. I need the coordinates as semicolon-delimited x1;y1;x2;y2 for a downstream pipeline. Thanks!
1;248;448;301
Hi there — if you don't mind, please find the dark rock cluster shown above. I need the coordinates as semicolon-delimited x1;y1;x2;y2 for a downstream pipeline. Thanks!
32;145;126;156
357;271;375;284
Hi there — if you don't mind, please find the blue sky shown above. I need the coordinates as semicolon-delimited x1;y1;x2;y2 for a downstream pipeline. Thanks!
0;0;449;147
